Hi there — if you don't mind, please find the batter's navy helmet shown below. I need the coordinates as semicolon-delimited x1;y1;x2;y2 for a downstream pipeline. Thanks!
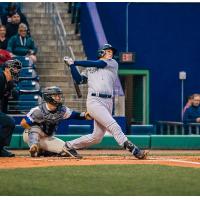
97;44;117;58
42;86;64;106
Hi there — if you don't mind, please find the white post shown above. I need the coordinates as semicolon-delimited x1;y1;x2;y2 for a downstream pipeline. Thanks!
179;71;186;121
181;79;184;120
126;3;132;52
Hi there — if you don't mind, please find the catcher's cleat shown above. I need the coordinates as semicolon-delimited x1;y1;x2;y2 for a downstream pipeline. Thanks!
124;140;148;160
62;143;82;159
29;144;39;157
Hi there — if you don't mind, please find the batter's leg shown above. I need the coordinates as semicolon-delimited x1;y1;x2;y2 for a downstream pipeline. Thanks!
87;98;148;159
87;99;128;146
66;120;106;149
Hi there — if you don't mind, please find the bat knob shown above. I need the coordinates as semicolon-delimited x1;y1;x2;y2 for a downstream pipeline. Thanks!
64;57;74;65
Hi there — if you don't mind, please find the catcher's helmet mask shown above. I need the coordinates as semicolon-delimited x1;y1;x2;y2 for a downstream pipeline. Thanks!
5;59;22;81
43;86;64;107
97;44;117;58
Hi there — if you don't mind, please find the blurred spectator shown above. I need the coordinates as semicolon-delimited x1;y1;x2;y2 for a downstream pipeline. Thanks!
1;3;19;25
1;3;29;28
0;49;11;66
183;94;200;123
182;95;193;120
0;3;10;22
5;11;30;40
7;23;37;64
0;25;8;50
5;12;21;39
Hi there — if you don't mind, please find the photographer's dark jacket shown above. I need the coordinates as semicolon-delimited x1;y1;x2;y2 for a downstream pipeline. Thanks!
183;105;200;124
0;71;14;113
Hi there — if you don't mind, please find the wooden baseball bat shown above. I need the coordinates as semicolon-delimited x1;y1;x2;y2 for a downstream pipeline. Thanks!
73;80;82;98
64;47;82;98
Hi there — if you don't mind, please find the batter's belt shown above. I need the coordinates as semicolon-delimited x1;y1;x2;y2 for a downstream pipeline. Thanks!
91;93;112;98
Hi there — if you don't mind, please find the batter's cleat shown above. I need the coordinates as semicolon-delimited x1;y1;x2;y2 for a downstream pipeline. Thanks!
29;144;39;157
124;140;148;160
132;148;148;159
62;143;82;159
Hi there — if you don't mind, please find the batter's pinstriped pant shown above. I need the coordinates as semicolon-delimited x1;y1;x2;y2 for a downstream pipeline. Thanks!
67;96;128;149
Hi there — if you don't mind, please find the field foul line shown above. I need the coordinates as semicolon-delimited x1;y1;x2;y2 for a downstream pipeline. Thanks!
165;159;200;165
150;157;200;165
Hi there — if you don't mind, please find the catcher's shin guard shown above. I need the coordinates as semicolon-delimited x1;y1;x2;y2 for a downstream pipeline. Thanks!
124;140;148;159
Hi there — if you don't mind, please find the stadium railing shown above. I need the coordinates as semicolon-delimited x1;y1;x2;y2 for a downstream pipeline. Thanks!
130;124;156;135
157;121;200;135
68;2;81;34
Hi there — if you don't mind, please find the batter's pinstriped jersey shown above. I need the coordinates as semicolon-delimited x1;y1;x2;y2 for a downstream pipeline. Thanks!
25;103;72;136
81;59;118;95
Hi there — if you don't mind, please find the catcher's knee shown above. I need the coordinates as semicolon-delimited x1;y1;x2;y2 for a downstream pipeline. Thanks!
22;129;30;143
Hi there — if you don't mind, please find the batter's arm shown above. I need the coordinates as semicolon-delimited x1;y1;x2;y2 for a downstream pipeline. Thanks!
73;60;107;68
68;111;92;120
70;64;88;84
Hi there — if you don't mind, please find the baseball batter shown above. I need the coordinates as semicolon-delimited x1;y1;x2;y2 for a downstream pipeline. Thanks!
20;86;90;157
63;44;148;159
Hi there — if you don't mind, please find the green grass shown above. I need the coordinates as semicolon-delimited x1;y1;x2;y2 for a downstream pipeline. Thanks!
0;165;200;195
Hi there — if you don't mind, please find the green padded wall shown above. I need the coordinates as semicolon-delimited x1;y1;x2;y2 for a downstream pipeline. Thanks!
151;135;200;149
10;135;21;148
8;135;150;149
8;135;200;150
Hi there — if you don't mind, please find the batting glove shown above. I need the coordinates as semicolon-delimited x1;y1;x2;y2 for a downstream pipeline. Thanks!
64;56;74;65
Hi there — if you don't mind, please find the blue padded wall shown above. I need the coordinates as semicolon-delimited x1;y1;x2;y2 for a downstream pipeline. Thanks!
81;3;200;123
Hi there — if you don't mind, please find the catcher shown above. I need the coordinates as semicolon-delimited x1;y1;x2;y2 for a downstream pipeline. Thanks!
20;86;91;157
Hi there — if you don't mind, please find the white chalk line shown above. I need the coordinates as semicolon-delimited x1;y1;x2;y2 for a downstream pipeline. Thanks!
149;157;200;165
30;156;200;166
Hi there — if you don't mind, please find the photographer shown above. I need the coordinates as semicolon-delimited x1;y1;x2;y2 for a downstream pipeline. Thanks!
0;59;21;157
183;94;200;123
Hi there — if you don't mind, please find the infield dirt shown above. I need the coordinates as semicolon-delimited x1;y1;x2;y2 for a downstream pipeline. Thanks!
0;150;200;169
